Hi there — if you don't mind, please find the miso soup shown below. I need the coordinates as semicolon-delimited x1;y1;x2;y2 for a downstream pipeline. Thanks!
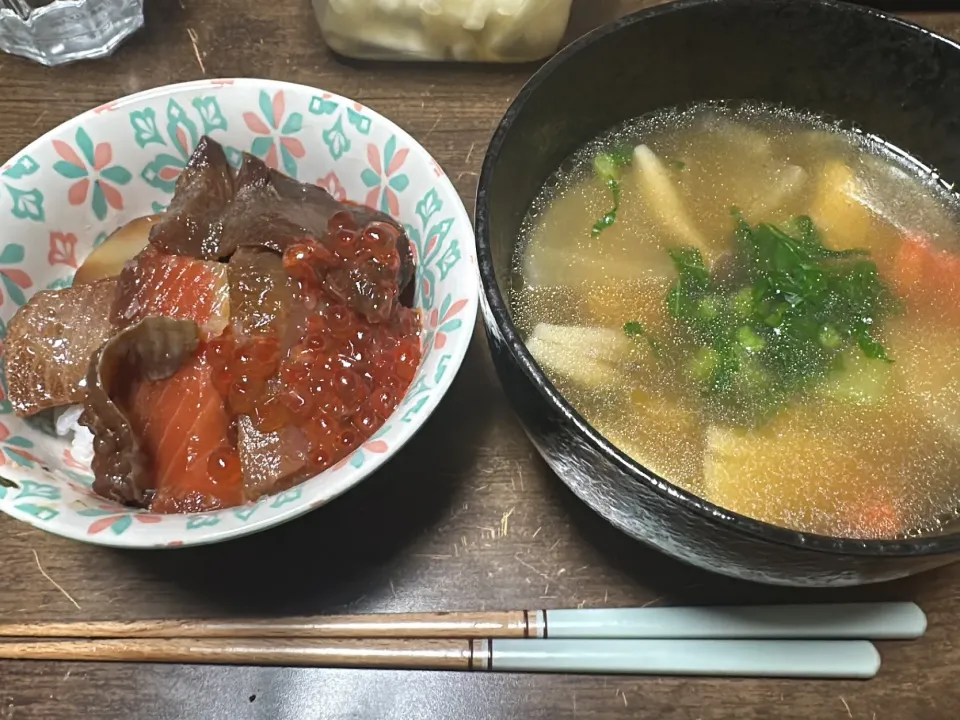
512;103;960;540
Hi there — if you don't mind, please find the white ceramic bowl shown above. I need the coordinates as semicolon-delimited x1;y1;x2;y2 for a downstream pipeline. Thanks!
0;79;477;547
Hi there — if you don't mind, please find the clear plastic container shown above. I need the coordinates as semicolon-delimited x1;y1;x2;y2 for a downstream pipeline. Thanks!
312;0;575;62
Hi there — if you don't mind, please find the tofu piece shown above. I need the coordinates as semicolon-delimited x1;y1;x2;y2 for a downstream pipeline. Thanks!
601;394;705;490
584;279;669;332
530;323;632;364
890;318;960;444
527;334;619;389
809;160;879;253
703;413;894;538
818;350;894;407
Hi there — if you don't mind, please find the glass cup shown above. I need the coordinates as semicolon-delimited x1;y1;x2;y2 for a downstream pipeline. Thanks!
0;0;144;67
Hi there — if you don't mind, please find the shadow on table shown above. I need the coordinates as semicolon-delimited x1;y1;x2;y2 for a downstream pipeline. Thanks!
113;328;492;617
535;452;953;605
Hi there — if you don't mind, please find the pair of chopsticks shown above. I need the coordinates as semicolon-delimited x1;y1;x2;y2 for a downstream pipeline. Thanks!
0;602;925;678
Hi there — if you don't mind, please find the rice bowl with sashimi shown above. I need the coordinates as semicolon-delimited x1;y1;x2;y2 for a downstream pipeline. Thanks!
0;80;476;546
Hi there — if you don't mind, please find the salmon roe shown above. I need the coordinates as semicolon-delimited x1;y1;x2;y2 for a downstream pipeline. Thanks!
206;218;421;475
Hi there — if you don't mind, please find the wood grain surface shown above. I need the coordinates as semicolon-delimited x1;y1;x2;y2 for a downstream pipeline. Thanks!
1;1;958;718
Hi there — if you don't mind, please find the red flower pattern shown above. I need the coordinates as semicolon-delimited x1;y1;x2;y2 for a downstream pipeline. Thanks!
48;232;78;269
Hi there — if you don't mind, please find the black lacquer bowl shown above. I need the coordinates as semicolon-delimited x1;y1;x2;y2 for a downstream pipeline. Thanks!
475;0;960;586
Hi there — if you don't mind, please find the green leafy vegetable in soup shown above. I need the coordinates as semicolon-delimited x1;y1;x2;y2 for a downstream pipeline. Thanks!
647;212;898;424
590;146;633;237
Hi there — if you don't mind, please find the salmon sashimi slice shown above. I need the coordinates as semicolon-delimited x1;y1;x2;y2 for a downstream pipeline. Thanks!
129;353;243;513
112;247;230;339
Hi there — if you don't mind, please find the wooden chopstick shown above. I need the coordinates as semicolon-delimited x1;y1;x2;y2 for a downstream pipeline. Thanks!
0;611;532;640
0;603;926;641
0;637;882;678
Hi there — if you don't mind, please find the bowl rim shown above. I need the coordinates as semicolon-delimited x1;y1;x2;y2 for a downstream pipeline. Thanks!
0;77;479;548
475;0;960;559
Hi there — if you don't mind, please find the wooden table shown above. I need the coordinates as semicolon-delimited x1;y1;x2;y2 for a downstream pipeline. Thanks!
1;1;958;718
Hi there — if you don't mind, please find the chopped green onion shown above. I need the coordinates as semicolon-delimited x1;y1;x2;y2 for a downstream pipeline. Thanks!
662;211;897;425
819;324;843;349
623;321;646;338
590;148;634;237
686;347;719;382
592;153;620;184
591;178;621;237
736;326;766;353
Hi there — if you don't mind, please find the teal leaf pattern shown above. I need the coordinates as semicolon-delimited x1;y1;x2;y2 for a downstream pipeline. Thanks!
0;244;24;264
280;145;297;178
4;447;35;468
64;470;94;486
46;277;72;290
425;218;454;260
52;161;87;179
186;515;220;529
3;155;39;180
383;135;398;171
101;166;132;185
75;128;96;167
281;112;303;135
438;319;462;334
270;486;303;508
346;107;371;135
141;153;185;193
416;189;442;227
192;97;228;134
389;175;409;192
77;507;119;517
437;239;462;280
233;505;259;521
323;116;350;160
360;169;380;188
6;185;44;221
404;224;421;251
402;394;430;421
109;515;133;535
224;146;244;168
91;181;108;221
309;96;339;116
16;504;58;521
419;267;436;310
1;273;27;307
258;90;275;128
251;136;273;159
166;100;199;160
434;353;453;384
16;480;60;501
151;201;167;214
130;108;164;148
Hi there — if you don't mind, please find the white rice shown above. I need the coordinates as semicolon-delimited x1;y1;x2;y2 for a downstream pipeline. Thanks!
55;405;95;466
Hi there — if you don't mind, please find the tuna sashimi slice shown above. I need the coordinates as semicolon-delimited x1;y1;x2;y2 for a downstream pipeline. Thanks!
6;278;117;416
237;415;311;501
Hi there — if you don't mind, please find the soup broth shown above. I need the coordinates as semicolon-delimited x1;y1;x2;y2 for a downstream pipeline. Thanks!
512;103;960;540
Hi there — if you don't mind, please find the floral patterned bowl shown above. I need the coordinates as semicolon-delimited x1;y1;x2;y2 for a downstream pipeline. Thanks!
0;79;477;547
